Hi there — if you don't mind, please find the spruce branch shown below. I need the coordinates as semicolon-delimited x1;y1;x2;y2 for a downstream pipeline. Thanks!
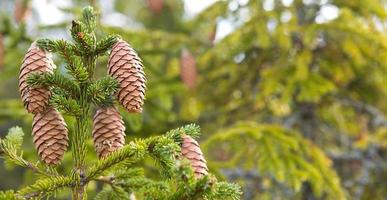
50;93;82;116
36;39;88;82
87;76;118;106
166;124;201;145
81;6;97;33
71;20;93;53
94;186;135;200
0;128;52;177
18;176;73;199
147;136;181;178
27;71;80;97
205;182;243;200
0;190;22;200
95;34;120;55
86;140;147;181
36;38;81;55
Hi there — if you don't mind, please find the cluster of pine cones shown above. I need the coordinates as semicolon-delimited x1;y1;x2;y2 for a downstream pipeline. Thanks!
18;39;146;164
18;39;208;178
19;42;68;165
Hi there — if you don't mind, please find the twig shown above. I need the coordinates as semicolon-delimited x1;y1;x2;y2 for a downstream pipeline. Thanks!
94;176;115;184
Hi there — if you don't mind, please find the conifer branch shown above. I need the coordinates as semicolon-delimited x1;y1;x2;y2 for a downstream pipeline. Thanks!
0;129;53;177
86;141;147;181
0;190;22;200
18;176;73;199
166;123;201;145
27;72;80;97
146;136;181;178
86;76;118;106
71;20;94;54
36;39;88;81
95;34;120;55
205;182;243;200
50;93;82;116
81;6;97;33
36;38;81;56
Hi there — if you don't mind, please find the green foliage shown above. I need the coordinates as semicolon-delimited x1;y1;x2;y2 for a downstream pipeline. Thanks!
0;190;22;200
18;176;73;199
49;92;82;116
5;127;24;149
86;76;118;106
203;122;345;200
0;5;241;200
95;34;120;56
166;123;201;144
99;0;387;199
27;71;81;97
0;127;51;177
86;140;147;181
37;39;87;82
1;0;386;199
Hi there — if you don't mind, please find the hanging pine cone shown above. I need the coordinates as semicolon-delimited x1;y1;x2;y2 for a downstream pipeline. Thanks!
19;42;55;114
181;135;208;178
180;49;198;90
14;0;31;23
92;106;126;158
108;40;146;113
32;107;68;165
146;0;164;15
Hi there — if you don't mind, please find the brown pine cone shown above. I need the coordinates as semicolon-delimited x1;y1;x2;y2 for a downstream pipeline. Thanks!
14;0;31;23
181;135;208;178
146;0;164;15
108;40;146;113
19;42;55;114
32;107;68;165
180;49;198;90
92;106;126;158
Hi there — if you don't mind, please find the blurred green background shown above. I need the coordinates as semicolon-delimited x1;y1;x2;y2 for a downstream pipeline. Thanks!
0;0;386;199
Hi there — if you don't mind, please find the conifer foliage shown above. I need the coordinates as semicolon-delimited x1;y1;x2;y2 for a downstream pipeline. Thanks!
0;6;241;200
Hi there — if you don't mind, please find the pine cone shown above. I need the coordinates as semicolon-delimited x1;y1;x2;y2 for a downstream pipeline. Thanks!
19;42;55;114
92;106;126;158
14;0;31;23
181;135;208;178
180;49;197;90
108;40;146;113
146;0;164;15
32;107;68;165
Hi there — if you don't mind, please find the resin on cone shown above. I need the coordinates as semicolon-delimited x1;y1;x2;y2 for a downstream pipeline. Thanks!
181;135;208;178
180;49;197;90
108;39;146;113
19;42;55;114
92;106;126;158
32;107;68;165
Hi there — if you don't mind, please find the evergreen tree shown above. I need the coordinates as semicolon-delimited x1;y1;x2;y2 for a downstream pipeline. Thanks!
0;0;386;199
102;0;387;199
0;7;241;200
